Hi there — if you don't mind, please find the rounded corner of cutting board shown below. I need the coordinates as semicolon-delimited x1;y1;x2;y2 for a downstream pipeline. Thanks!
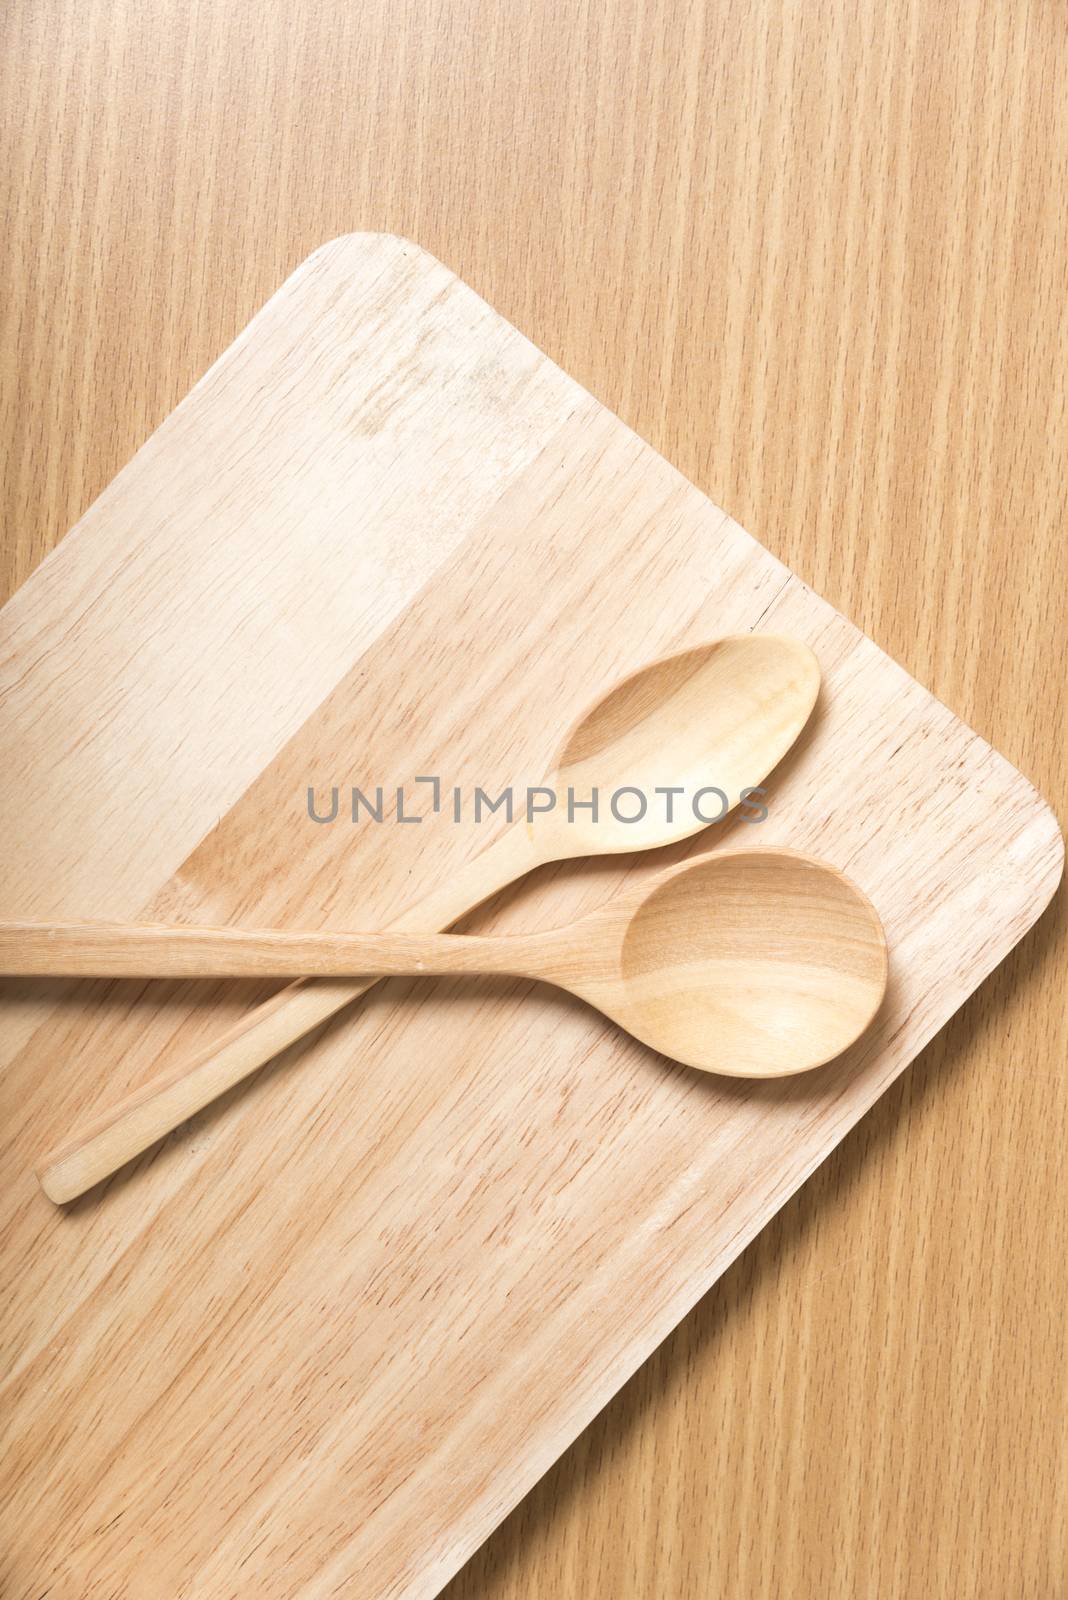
300;230;448;281
988;752;1065;927
1031;793;1066;915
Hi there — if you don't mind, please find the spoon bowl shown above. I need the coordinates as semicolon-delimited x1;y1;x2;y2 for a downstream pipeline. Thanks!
601;850;887;1075
540;635;820;857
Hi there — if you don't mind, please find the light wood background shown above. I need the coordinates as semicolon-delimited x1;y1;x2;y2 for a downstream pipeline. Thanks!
1;2;1064;1597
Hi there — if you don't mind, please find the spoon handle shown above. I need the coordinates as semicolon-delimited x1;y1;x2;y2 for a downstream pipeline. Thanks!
36;826;539;1204
2;919;548;980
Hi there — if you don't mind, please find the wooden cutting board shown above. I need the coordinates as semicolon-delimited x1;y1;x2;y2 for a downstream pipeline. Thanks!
0;233;1061;1600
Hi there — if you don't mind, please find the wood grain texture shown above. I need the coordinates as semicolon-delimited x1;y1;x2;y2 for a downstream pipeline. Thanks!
0;5;1065;1600
0;237;1060;1600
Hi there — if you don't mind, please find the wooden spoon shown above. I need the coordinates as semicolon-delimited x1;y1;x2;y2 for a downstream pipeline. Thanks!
34;634;820;1203
3;851;886;1081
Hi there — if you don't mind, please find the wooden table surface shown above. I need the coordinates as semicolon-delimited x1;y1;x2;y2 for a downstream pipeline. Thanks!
2;1;1064;1596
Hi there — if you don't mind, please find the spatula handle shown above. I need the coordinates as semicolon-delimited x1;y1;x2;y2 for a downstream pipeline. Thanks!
37;826;538;1204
